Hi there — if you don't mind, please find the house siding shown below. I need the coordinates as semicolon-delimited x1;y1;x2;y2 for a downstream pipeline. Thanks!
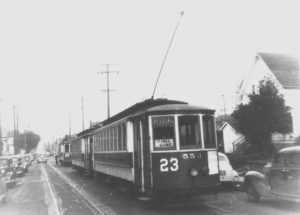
237;54;300;142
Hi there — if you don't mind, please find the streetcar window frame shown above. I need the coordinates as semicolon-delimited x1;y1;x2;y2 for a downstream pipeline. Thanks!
152;115;176;151
94;122;127;152
202;114;217;149
122;123;127;151
178;115;202;149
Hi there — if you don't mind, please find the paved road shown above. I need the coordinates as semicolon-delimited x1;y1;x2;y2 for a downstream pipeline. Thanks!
1;158;300;215
48;158;300;215
0;161;57;215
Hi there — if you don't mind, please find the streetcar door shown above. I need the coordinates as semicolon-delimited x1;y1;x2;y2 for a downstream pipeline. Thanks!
133;120;144;192
89;136;94;171
84;138;90;169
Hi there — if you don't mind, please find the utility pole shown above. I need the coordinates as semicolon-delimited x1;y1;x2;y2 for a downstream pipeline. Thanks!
81;94;85;131
16;105;19;135
0;99;2;156
13;104;16;152
222;94;227;122
24;128;27;153
98;64;118;119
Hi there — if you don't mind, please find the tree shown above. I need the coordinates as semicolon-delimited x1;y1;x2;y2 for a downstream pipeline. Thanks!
232;80;293;156
14;131;41;154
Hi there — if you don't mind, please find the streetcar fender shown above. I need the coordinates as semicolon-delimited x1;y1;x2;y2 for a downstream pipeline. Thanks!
245;171;269;196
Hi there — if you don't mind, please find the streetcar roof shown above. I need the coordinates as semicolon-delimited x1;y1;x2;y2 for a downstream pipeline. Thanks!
81;98;215;133
131;104;214;117
99;98;187;126
147;104;214;113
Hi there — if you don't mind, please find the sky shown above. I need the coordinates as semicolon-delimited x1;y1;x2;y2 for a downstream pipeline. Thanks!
1;0;300;144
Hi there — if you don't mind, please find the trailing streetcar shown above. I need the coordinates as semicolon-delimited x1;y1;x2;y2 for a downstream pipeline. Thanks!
70;128;94;175
71;98;220;198
57;137;72;166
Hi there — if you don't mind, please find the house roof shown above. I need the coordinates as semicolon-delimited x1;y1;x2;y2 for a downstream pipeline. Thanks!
257;52;300;89
218;121;239;131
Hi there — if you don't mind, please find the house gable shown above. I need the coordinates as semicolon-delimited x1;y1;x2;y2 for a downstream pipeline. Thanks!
237;52;299;105
258;52;300;89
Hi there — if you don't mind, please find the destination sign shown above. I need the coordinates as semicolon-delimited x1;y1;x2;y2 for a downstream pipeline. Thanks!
155;139;174;148
152;116;174;124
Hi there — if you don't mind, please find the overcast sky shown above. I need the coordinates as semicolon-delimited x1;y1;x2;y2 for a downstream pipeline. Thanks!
1;0;300;144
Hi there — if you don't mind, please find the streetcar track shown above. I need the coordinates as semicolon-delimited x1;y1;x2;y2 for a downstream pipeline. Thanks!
46;163;115;215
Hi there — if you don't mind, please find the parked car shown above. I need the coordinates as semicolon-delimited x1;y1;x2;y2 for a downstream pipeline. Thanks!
20;155;30;173
0;157;16;188
11;156;24;177
218;152;239;186
0;174;7;203
245;146;300;202
37;154;47;163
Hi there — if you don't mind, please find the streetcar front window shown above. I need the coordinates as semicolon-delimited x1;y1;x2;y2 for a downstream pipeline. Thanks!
179;115;201;149
65;144;70;153
152;116;176;150
202;115;217;148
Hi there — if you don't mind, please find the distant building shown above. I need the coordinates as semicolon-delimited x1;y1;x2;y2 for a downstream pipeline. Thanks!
236;52;300;145
217;122;245;154
1;136;15;155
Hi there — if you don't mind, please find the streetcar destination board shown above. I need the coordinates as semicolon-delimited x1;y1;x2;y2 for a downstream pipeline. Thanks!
152;116;174;124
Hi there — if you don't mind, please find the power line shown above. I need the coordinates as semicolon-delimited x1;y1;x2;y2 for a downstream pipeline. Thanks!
98;64;118;119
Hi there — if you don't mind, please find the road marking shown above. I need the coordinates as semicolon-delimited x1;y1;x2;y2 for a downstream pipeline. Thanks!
48;163;110;215
41;164;61;215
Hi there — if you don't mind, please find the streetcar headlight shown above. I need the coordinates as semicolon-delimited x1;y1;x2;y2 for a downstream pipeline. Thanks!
189;168;199;177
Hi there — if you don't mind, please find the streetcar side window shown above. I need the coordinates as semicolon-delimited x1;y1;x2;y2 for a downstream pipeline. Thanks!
114;126;118;151
152;116;176;150
118;125;122;151
122;123;127;150
178;115;201;149
202;115;217;148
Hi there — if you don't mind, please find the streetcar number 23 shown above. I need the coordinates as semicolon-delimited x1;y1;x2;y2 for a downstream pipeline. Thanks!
160;158;179;172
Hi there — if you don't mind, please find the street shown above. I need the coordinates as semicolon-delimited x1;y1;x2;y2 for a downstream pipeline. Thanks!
0;157;299;215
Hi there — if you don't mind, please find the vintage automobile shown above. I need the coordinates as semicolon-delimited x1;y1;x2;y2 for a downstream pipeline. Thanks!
245;146;300;202
218;152;239;186
37;154;47;163
0;174;7;203
11;156;24;177
20;155;30;173
0;156;16;188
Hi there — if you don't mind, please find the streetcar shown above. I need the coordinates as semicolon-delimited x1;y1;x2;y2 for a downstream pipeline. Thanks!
70;128;94;175
57;138;72;166
73;98;220;198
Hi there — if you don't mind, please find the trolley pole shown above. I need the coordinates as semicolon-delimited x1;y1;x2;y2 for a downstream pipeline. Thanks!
98;64;118;119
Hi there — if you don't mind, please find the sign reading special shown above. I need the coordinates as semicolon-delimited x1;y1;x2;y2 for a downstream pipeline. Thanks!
152;116;174;125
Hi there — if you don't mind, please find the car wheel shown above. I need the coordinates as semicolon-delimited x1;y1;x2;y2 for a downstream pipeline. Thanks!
247;183;260;202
